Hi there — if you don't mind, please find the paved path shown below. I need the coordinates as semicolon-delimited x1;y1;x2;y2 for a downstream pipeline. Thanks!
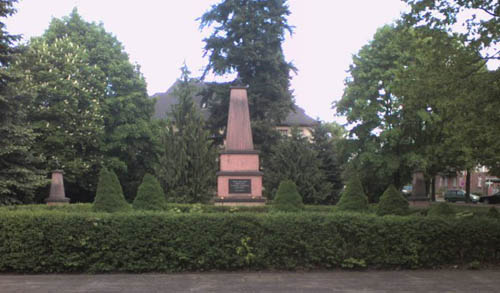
1;270;500;292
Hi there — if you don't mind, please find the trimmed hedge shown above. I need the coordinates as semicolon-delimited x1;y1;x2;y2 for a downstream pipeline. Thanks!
377;185;409;216
336;175;369;212
92;168;131;213
428;202;455;217
272;180;304;212
1;210;499;273
133;174;167;211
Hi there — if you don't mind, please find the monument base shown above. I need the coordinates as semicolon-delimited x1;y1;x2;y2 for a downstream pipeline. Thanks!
214;196;266;206
46;198;70;206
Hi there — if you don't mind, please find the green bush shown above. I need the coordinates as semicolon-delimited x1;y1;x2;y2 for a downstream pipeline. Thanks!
377;185;409;216
92;168;131;213
133;174;167;211
272;180;304;212
487;207;500;219
336;175;369;212
1;209;499;273
427;202;455;217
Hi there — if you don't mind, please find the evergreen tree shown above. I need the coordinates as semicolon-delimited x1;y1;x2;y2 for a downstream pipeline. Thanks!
0;0;47;204
272;180;304;212
264;128;332;204
311;122;344;204
133;173;167;211
13;36;106;202
156;65;217;203
336;175;369;212
199;0;295;134
377;184;409;216
92;167;130;213
40;9;157;201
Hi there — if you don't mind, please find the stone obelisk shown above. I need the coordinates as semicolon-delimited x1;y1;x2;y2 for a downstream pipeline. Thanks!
215;85;265;205
45;170;70;205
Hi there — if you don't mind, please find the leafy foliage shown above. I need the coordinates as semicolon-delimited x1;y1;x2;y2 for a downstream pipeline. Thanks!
336;175;369;212
264;128;332;204
92;168;130;213
377;185;410;216
402;1;500;176
427;202;455;217
39;9;157;201
335;24;487;198
0;0;48;204
132;173;167;211
272;180;304;212
403;0;499;53
2;209;500;272
487;206;500;219
12;36;106;202
156;65;217;203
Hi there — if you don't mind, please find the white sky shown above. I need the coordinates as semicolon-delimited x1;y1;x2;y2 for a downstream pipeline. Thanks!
5;0;408;123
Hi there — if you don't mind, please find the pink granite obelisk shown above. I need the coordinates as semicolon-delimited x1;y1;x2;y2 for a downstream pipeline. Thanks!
45;170;70;205
215;86;265;205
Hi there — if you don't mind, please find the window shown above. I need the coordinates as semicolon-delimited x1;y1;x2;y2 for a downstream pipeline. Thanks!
453;178;457;187
478;177;482;188
278;129;288;136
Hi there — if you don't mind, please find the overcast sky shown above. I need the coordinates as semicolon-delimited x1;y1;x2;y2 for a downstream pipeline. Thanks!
5;0;408;123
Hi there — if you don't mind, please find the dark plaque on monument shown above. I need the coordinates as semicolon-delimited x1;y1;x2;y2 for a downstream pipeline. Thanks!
229;179;251;194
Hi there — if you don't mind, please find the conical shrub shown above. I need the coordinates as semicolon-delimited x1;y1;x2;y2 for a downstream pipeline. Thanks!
427;202;455;217
377;185;409;216
487;206;500;219
92;167;131;213
336;175;368;212
272;180;304;212
133;173;167;211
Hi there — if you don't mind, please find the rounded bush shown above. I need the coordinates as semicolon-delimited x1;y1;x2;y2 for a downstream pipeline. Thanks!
272;180;304;212
92;167;131;213
427;202;455;217
133;174;167;211
377;185;409;216
336;175;368;212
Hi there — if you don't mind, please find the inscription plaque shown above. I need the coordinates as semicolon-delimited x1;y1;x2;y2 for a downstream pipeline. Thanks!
229;179;251;194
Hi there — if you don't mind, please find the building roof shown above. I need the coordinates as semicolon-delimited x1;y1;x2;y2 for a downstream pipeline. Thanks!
151;81;318;127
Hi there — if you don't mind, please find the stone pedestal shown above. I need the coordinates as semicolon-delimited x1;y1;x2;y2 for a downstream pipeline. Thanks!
408;170;429;206
215;86;265;206
45;170;70;205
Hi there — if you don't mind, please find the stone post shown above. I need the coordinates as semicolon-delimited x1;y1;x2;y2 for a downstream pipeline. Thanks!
408;169;429;206
45;170;70;205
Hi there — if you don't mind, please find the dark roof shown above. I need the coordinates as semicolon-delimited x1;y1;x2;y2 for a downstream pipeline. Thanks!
151;81;317;127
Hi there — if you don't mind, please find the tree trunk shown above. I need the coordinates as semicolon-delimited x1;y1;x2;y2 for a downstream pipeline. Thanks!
465;169;471;203
431;177;436;202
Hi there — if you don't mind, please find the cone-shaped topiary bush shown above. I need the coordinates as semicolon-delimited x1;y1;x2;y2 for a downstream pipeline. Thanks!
92;167;131;213
133;174;167;211
427;202;455;217
487;206;500;219
272;180;304;212
336;175;369;212
377;184;409;216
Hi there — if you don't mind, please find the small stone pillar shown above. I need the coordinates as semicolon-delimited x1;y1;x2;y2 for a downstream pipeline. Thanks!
408;170;429;206
45;170;70;205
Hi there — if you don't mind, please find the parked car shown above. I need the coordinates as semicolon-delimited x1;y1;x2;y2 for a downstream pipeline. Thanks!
479;192;500;204
401;185;412;196
444;189;479;203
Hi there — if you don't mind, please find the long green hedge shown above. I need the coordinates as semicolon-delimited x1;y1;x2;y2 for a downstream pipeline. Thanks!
1;210;499;272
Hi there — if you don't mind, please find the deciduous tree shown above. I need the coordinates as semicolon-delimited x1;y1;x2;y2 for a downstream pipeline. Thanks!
0;0;47;204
